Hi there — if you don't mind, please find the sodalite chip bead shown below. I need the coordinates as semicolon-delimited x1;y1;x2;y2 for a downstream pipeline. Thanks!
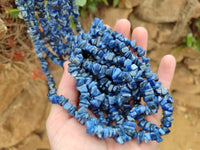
16;0;174;144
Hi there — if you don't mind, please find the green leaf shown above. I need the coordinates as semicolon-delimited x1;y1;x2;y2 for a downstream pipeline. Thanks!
192;39;200;52
102;0;109;6
76;0;87;7
113;0;119;7
88;2;97;13
186;33;195;47
7;9;20;18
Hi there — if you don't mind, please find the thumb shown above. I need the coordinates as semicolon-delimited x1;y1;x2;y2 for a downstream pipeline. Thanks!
48;61;79;119
57;61;79;105
46;61;79;143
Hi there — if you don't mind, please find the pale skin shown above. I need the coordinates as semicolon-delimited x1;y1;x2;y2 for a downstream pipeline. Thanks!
46;19;176;150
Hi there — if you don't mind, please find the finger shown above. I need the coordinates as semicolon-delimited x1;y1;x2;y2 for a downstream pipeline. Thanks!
57;61;79;104
49;61;79;117
114;19;131;38
131;27;148;50
151;55;176;122
104;24;110;29
158;55;176;89
46;61;79;136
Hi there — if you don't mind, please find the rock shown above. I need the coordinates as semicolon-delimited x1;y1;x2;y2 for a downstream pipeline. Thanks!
17;134;41;150
129;13;159;50
173;91;200;108
118;0;144;8
167;47;200;107
0;73;25;116
148;47;200;108
0;63;48;148
101;8;133;28
148;47;174;63
183;58;200;74
171;63;200;95
129;14;158;40
130;0;200;44
129;13;177;49
122;0;200;44
170;0;200;43
15;133;50;150
173;50;184;63
135;0;187;23
147;40;159;51
157;24;174;44
173;48;200;75
193;3;200;18
175;48;200;59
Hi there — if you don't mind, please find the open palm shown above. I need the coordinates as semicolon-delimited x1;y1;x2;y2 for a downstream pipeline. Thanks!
46;19;176;150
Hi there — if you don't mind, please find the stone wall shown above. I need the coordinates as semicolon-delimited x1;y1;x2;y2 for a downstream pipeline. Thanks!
0;0;200;149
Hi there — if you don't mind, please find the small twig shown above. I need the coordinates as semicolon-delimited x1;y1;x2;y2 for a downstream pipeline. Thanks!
13;63;29;76
17;38;31;50
6;23;26;27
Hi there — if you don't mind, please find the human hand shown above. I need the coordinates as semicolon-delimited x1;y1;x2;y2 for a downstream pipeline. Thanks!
46;19;176;150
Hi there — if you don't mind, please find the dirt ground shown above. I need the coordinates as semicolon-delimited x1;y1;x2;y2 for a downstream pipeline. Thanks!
0;0;200;150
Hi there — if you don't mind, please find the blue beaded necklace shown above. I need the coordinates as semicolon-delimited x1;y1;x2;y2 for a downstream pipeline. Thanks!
15;0;174;144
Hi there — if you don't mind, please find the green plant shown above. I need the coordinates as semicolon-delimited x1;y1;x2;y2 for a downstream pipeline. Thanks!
76;0;107;17
8;0;120;18
7;9;20;18
182;19;200;52
183;33;200;52
7;0;119;32
76;0;120;17
113;0;119;7
76;0;87;7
